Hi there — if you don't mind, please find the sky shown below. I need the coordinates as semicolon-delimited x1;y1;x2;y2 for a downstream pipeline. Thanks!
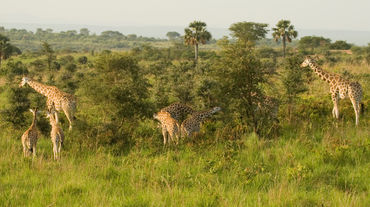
2;0;370;31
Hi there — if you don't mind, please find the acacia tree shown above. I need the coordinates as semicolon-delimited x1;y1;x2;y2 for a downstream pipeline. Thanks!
166;31;181;41
298;36;331;53
229;21;268;48
272;20;298;57
184;21;212;62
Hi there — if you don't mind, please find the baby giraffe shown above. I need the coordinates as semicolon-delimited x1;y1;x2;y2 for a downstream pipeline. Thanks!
21;108;39;158
46;110;64;160
153;111;180;145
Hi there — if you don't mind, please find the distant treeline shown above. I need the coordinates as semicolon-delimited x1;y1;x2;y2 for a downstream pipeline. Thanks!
0;26;287;52
0;26;169;52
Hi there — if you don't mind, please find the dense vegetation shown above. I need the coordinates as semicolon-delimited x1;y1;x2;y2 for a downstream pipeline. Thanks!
0;21;369;206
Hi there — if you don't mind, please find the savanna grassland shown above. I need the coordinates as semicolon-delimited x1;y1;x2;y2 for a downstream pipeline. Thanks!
0;25;369;206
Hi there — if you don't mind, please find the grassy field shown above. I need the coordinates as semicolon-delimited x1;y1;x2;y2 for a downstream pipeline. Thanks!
0;119;369;206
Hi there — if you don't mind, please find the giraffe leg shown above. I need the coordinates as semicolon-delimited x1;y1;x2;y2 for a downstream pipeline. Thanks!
62;105;73;131
162;127;167;145
23;146;27;157
33;146;36;158
331;93;340;119
350;97;359;126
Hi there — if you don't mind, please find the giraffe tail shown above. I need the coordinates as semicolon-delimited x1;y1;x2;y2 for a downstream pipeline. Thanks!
360;102;365;115
29;148;33;153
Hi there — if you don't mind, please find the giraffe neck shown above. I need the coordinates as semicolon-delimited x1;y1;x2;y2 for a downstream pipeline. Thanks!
308;62;333;83
49;116;58;127
31;113;37;128
197;108;220;122
27;80;54;98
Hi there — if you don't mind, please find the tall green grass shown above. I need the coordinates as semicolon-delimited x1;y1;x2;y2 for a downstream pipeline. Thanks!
1;121;368;206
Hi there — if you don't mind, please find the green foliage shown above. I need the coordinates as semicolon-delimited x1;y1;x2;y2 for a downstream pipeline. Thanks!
229;21;269;47
77;52;152;147
41;41;56;70
166;31;181;41
298;36;331;54
330;40;352;50
0;59;28;81
215;41;270;135
281;55;309;121
77;56;88;64
0;34;21;65
0;85;30;128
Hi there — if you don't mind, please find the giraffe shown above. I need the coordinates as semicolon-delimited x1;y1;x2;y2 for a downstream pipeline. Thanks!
46;110;64;160
153;111;180;145
300;56;363;125
19;77;77;130
21;108;39;158
160;102;195;123
181;106;221;137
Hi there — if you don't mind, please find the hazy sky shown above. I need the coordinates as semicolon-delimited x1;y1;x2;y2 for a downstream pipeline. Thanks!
2;0;370;31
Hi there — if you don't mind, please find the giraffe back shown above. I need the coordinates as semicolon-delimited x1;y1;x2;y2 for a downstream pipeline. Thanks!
160;102;195;122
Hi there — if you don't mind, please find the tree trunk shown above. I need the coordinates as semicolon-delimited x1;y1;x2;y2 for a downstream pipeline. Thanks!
194;43;199;63
283;36;286;58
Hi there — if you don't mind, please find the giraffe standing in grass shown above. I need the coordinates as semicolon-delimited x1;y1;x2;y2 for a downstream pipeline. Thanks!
19;77;77;130
46;110;64;160
153;111;181;145
300;56;363;125
21;108;39;158
160;102;195;123
181;107;221;137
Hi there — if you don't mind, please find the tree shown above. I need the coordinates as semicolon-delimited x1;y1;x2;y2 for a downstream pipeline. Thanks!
41;41;55;70
166;31;181;41
330;40;352;50
281;55;308;121
184;21;212;62
272;20;298;57
298;36;331;53
229;21;268;47
215;39;270;135
78;52;151;146
0;34;21;66
80;28;90;36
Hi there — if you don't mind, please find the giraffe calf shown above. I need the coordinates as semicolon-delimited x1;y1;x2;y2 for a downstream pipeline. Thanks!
46;110;64;160
153;111;180;145
21;108;39;158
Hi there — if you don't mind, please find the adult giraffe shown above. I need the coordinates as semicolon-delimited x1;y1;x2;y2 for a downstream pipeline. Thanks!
20;77;77;130
300;56;363;125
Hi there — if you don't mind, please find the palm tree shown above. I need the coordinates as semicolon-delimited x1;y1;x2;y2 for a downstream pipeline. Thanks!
272;20;298;57
184;21;212;62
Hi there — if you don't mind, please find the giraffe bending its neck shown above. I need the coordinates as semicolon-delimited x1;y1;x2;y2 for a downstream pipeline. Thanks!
20;77;77;130
181;107;221;137
300;56;363;125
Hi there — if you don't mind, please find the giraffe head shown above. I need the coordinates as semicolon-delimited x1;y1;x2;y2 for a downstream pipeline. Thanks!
300;56;313;68
46;108;57;122
19;77;30;87
29;108;38;116
211;106;221;113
